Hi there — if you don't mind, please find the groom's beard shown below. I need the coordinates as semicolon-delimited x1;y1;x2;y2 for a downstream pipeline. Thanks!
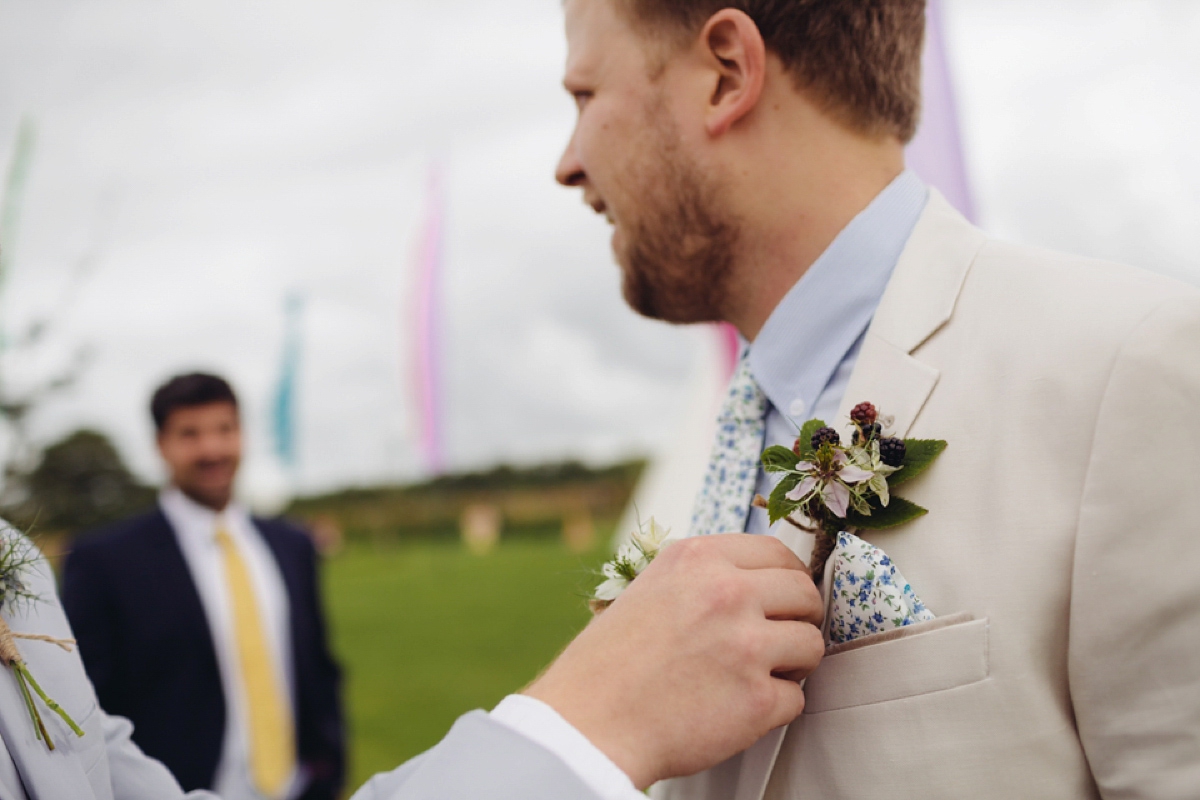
616;115;739;325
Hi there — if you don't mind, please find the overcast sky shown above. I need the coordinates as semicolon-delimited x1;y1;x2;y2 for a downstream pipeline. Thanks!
0;0;1197;505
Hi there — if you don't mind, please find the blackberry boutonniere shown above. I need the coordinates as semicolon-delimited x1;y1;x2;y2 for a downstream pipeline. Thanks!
0;536;84;750
756;402;946;584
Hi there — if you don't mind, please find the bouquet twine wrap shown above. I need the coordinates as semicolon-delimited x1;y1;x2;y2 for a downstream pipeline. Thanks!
808;531;837;587
0;616;83;749
0;618;76;663
751;495;834;585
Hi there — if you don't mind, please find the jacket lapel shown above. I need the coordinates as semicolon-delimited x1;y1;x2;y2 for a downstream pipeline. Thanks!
0;750;26;800
0;560;99;800
833;333;940;441
832;189;985;439
147;508;222;673
740;189;986;800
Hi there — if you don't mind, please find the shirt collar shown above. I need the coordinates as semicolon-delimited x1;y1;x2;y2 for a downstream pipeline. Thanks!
747;170;928;422
159;486;250;544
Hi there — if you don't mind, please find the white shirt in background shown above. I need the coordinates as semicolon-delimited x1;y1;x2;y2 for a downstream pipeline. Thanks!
159;488;301;800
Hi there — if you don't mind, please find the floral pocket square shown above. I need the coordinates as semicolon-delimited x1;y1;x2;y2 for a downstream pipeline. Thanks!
827;531;934;644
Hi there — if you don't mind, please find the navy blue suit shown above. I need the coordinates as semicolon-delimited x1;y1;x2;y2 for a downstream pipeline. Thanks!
61;508;345;800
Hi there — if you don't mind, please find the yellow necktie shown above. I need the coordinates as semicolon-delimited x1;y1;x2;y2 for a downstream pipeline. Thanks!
215;524;295;798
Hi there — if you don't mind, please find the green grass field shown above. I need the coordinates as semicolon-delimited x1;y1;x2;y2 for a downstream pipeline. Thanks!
324;538;610;792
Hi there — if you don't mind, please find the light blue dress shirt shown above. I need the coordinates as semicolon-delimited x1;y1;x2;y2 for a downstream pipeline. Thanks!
744;171;929;536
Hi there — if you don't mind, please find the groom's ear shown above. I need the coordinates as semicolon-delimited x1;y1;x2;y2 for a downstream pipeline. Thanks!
698;10;767;138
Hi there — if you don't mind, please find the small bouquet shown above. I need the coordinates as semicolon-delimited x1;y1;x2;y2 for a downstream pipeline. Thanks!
757;401;945;583
0;536;84;750
589;402;945;606
589;518;674;613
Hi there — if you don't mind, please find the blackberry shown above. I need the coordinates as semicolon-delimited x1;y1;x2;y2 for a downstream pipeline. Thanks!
850;402;878;427
810;426;840;450
853;423;882;444
880;437;907;467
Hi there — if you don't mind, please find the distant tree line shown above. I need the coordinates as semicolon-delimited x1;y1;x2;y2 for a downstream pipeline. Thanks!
287;460;646;546
0;426;645;546
3;428;155;535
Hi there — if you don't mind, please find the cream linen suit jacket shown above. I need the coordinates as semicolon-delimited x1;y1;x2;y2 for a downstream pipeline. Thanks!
655;192;1200;800
0;525;215;800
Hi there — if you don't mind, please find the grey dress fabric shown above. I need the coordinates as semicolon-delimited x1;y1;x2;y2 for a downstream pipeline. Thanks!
351;711;601;800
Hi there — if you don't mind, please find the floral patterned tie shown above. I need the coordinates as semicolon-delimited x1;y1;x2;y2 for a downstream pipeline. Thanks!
689;357;768;537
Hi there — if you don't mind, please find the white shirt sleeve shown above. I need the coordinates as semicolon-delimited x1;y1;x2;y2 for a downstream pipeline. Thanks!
489;695;646;800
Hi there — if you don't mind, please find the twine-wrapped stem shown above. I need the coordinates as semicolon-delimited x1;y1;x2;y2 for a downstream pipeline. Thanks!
809;529;837;587
0;617;22;666
750;495;837;585
0;616;84;749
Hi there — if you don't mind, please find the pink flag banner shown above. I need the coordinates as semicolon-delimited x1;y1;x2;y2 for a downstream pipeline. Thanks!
906;0;976;222
716;323;741;380
411;164;445;474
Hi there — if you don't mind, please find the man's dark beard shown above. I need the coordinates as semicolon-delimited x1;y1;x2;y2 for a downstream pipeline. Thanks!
618;126;739;324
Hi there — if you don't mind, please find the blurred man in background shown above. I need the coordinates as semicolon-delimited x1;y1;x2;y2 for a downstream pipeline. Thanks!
62;372;344;800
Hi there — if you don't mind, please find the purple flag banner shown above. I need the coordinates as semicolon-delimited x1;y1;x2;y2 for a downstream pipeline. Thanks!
412;164;445;474
906;0;976;222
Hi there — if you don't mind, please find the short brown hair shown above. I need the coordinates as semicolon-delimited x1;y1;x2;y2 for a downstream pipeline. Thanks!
151;372;238;431
621;0;926;143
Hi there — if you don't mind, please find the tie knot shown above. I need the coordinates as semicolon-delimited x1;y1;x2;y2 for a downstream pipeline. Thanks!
720;358;767;423
214;522;234;547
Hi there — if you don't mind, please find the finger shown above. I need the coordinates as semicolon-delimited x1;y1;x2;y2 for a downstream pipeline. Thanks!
746;569;824;623
701;533;809;572
774;666;817;684
761;619;825;677
763;676;807;730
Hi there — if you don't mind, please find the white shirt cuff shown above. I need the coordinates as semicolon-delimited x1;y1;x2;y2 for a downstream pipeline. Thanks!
490;694;646;800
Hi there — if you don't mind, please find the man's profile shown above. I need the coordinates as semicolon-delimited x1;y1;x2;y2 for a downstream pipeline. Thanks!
548;0;1200;798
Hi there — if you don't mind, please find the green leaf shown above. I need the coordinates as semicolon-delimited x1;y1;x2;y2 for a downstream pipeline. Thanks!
793;419;827;461
761;445;800;473
768;473;803;525
846;496;928;529
888;439;947;488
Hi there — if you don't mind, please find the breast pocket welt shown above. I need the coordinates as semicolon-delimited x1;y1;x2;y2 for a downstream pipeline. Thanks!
803;612;990;715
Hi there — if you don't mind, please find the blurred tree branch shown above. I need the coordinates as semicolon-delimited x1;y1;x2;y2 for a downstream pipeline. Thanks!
0;117;112;510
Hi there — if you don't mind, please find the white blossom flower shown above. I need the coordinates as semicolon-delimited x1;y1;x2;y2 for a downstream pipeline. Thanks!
593;575;628;602
614;543;647;572
630;517;672;555
786;452;875;518
591;517;676;606
848;440;901;507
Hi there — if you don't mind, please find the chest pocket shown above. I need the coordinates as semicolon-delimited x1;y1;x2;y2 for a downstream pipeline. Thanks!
804;613;989;714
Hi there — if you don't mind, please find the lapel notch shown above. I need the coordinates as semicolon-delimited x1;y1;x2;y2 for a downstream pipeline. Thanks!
869;189;985;356
834;333;940;441
833;189;985;440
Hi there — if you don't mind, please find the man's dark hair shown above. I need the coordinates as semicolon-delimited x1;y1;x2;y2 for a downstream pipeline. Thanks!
621;0;926;143
150;372;239;431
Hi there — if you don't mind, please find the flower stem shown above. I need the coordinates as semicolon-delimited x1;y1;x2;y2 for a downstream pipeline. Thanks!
810;528;837;587
18;662;83;737
12;664;51;749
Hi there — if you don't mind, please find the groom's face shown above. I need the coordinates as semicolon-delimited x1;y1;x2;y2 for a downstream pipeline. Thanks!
556;0;738;324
